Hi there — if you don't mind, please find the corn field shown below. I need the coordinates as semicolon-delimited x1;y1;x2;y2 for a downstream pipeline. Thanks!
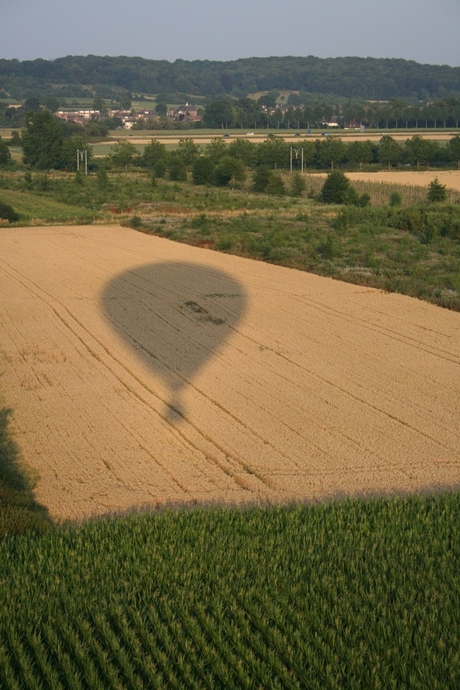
1;497;459;688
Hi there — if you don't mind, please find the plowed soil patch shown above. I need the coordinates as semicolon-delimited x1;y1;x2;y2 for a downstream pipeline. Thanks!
1;225;459;520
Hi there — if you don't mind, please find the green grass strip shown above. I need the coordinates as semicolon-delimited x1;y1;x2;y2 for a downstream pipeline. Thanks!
0;188;98;224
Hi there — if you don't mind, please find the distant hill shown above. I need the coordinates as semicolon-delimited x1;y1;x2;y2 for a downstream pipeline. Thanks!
1;55;460;102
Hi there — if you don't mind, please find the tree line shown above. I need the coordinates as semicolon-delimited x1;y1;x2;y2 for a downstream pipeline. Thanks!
200;97;460;131
2;110;460;176
3;93;460;135
1;55;460;102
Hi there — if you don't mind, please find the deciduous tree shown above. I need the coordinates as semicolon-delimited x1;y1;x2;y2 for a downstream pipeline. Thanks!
0;136;12;167
155;102;168;116
203;100;235;129
227;139;257;167
256;137;289;170
213;156;246;187
192;156;215;185
404;135;428;170
346;140;375;170
378;135;401;170
142;139;167;168
59;137;92;171
109;140;138;170
448;135;460;170
317;137;345;170
21;110;63;170
168;156;187;181
205;138;228;165
176;138;200;167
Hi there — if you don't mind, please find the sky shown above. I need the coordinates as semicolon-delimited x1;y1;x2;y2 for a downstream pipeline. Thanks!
1;0;460;67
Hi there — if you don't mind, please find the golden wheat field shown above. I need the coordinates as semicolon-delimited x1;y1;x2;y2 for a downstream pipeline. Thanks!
1;224;459;521
345;170;460;191
310;170;460;192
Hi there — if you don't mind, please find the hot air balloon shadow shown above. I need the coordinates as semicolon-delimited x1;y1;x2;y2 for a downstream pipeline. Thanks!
101;262;247;422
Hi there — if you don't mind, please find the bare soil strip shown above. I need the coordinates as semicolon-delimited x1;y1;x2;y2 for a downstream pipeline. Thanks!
1;225;459;520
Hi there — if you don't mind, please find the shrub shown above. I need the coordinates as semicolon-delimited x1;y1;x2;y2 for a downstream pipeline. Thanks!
317;233;339;259
358;192;371;207
253;165;272;193
438;207;460;240
427;178;447;203
289;172;307;197
153;158;167;178
320;170;353;204
36;174;50;191
266;173;286;197
127;216;143;229
169;158;187;182
0;201;19;222
343;185;360;206
192;156;215;185
389;191;402;207
22;171;33;189
190;213;208;230
332;209;350;233
74;171;84;186
96;167;109;188
396;206;439;243
396;207;424;234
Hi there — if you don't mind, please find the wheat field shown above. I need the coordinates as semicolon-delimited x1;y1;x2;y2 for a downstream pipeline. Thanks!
1;224;459;521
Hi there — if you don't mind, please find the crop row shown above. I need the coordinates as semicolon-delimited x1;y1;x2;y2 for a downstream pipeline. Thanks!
0;497;459;688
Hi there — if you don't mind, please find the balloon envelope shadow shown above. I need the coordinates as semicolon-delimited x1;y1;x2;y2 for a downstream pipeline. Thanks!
101;262;247;422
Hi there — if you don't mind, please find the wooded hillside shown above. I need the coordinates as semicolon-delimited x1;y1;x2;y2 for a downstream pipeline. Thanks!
1;55;460;101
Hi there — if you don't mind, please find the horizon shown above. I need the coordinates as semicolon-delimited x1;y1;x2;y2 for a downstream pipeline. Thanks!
3;54;459;69
2;0;460;68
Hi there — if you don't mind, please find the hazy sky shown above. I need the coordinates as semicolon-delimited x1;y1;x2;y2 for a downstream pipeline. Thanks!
2;0;460;66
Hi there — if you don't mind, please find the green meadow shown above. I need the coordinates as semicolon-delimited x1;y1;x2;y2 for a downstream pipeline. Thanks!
0;187;100;224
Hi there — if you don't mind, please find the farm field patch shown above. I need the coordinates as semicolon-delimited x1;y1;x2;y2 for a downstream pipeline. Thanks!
311;170;460;191
345;169;460;191
1;224;459;521
110;130;459;144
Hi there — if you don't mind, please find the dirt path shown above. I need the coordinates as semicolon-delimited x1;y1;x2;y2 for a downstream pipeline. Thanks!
1;225;459;520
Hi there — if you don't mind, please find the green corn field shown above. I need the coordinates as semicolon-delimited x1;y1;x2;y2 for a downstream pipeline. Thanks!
0;496;459;688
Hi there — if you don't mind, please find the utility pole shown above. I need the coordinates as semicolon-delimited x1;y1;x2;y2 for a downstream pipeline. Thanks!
290;147;304;172
76;149;88;176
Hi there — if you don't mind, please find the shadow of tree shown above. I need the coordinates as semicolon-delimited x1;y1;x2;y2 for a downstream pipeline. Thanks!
0;407;53;539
